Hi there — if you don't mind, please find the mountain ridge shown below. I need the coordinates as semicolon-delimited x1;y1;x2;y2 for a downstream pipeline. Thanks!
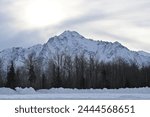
0;30;150;70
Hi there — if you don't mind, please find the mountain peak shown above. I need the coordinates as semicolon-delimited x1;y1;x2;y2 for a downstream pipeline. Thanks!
47;30;85;43
60;30;80;35
59;30;84;39
113;41;124;47
113;41;121;45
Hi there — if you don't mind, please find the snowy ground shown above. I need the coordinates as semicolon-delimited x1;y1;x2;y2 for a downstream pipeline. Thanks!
0;87;150;100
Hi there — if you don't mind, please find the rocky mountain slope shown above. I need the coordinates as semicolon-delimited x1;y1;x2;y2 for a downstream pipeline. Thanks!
0;30;150;70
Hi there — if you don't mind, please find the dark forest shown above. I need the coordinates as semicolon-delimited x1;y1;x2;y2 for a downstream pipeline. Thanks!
0;53;150;89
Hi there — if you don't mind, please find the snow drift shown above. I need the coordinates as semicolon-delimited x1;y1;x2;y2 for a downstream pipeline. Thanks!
0;87;150;99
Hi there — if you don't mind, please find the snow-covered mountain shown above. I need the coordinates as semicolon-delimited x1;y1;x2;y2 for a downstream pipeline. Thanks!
0;30;150;70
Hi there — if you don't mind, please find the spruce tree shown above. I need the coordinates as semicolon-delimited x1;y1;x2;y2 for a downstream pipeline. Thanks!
28;64;36;88
6;61;16;89
42;73;46;89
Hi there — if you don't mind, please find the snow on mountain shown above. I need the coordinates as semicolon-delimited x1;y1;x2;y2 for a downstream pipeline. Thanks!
138;51;150;57
0;30;150;70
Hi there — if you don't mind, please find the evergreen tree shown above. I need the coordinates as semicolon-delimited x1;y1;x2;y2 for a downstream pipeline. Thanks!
0;59;4;87
0;72;3;87
6;61;16;89
42;73;46;89
28;64;36;88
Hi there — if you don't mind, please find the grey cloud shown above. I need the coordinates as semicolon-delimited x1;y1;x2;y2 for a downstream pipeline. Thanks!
57;13;107;28
0;29;45;50
0;0;150;52
92;30;150;52
54;0;150;29
91;29;136;43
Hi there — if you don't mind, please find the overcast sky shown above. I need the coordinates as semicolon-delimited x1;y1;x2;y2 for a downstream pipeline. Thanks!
0;0;150;52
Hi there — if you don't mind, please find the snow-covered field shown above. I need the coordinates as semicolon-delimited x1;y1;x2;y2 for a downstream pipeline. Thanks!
0;87;150;100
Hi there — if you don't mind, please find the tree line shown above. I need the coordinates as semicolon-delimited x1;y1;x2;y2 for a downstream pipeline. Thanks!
0;53;150;89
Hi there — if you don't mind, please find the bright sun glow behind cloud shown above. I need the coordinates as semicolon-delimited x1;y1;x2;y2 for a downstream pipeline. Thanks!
24;0;66;28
